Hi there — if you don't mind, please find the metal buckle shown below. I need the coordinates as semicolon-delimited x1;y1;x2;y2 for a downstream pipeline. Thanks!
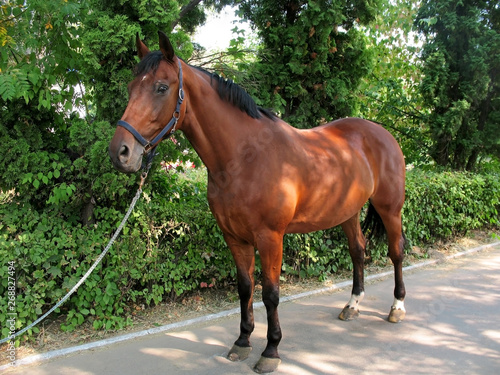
171;113;180;133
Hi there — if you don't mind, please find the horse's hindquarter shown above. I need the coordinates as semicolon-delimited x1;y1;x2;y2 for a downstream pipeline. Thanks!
208;118;398;240
285;120;378;233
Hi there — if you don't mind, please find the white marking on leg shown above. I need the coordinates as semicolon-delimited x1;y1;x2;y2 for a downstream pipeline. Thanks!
391;298;405;311
346;292;365;310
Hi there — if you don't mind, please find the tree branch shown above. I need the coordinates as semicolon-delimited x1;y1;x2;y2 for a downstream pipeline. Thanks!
188;48;256;68
366;95;430;149
8;46;20;64
171;0;204;29
0;7;29;25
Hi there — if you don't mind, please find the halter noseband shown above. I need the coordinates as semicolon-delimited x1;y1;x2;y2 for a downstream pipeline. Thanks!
117;59;184;153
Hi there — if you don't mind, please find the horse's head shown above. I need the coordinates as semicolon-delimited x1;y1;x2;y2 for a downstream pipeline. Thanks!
109;31;184;173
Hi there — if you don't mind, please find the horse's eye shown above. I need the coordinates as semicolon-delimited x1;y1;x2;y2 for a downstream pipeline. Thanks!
157;84;168;94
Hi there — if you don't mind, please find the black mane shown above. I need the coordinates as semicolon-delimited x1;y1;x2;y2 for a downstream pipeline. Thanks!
134;51;165;77
192;66;276;121
134;51;276;121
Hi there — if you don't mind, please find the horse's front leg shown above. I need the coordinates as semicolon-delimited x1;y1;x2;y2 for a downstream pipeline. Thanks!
225;236;256;362
253;231;284;373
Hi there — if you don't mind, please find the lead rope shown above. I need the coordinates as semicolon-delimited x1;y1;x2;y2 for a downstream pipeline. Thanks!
0;166;152;345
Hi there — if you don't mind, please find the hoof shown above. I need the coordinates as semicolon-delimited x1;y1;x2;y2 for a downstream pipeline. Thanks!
228;344;252;362
339;306;360;321
254;356;281;373
388;307;406;323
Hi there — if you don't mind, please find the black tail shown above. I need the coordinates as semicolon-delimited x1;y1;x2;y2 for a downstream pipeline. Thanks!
362;202;386;242
361;202;386;263
362;201;409;251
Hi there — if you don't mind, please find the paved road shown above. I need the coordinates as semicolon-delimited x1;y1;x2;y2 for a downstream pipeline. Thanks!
4;244;500;374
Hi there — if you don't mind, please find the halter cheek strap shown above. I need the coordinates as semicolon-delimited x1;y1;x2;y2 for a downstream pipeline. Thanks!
117;59;184;153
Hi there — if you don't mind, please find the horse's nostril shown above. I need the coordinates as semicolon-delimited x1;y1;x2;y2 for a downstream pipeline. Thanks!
118;144;130;162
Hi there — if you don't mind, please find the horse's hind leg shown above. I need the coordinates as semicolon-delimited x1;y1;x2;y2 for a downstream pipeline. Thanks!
372;202;407;323
385;212;406;322
339;212;366;321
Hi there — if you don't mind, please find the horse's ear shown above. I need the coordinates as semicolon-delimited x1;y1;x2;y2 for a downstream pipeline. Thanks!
136;33;150;60
158;31;175;62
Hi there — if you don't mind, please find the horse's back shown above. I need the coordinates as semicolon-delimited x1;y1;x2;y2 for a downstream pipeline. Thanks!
316;117;406;202
319;117;405;174
321;117;401;151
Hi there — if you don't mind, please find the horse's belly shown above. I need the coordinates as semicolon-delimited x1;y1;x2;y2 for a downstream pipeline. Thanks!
285;208;353;234
285;184;370;234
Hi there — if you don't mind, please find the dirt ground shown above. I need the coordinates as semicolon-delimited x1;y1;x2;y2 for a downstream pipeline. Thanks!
1;229;499;366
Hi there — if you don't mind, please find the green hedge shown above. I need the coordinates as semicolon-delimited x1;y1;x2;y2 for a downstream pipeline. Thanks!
403;170;500;243
1;168;499;341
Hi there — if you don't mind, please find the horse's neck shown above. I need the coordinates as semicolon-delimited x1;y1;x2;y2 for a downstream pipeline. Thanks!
180;74;272;174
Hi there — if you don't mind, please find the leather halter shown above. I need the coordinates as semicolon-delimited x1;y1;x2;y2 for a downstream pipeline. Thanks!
116;59;184;153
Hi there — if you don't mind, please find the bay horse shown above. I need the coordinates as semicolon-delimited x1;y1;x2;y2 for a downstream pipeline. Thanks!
109;31;406;373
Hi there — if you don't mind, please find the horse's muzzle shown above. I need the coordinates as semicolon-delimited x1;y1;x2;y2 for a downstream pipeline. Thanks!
109;133;143;174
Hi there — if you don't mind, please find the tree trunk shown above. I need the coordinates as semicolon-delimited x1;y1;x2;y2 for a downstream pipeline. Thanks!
466;149;480;171
432;133;451;167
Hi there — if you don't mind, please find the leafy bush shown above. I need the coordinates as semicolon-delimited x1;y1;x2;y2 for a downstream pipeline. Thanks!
0;169;229;337
404;170;500;244
1;167;499;341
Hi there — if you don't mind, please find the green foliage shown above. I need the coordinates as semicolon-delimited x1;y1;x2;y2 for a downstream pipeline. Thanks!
0;0;204;218
232;0;383;127
79;0;195;122
0;0;210;341
0;0;85;109
358;0;432;166
404;169;500;243
283;229;351;281
0;168;231;338
415;0;500;170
